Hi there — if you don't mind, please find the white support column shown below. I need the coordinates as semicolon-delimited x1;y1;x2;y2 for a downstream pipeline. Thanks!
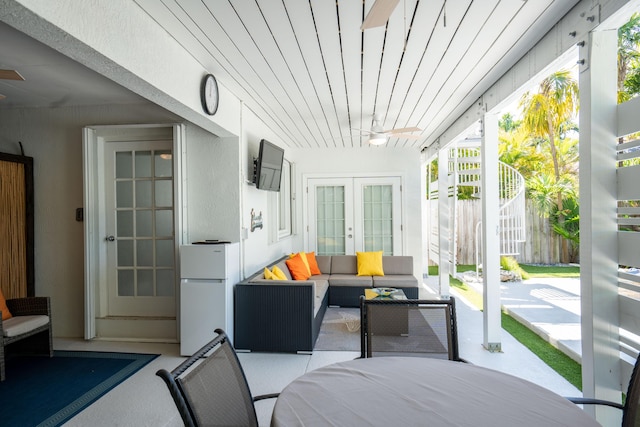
438;147;451;296
579;29;621;425
481;114;501;351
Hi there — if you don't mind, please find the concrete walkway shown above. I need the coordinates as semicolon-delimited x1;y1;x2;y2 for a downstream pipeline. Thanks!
457;272;583;362
422;275;583;396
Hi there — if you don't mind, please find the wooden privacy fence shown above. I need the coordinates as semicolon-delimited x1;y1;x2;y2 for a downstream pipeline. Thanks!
453;199;569;265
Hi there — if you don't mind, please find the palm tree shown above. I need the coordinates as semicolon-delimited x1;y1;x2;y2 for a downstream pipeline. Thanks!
519;70;579;262
618;13;640;103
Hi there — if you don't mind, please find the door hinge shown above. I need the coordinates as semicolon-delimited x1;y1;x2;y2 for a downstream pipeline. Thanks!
307;225;309;232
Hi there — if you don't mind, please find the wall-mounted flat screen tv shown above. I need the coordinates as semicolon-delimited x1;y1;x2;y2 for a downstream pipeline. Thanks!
254;139;284;192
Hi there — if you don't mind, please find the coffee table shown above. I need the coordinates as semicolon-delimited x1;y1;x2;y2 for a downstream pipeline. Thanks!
363;287;406;300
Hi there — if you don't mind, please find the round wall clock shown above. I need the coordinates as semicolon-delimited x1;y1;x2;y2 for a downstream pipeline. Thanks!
201;74;219;115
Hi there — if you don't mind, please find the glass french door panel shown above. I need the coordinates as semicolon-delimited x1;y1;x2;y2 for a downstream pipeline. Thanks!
362;184;394;254
308;180;354;256
354;177;402;255
106;140;176;317
316;186;347;256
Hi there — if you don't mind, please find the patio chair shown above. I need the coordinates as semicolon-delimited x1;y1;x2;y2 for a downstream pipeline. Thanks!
1;296;53;381
360;296;464;361
566;353;640;426
156;328;278;427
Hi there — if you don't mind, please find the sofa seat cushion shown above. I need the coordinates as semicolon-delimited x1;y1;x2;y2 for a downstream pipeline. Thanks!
373;275;419;288
329;274;373;287
3;315;49;337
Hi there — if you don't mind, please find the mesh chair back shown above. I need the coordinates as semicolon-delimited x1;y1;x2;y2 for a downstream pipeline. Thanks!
360;297;460;361
623;353;640;427
157;329;258;427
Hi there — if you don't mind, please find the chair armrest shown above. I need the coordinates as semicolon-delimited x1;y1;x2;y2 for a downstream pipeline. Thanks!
566;397;624;409
6;297;51;317
253;393;279;402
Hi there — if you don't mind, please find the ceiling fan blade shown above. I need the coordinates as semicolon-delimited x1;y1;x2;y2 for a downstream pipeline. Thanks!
361;0;400;30
390;133;422;140
385;127;422;134
0;69;25;81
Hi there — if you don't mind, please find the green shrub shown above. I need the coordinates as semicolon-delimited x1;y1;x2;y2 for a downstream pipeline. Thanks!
500;256;530;280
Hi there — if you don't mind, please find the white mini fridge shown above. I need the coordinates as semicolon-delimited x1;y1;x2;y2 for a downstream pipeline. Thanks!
179;242;240;356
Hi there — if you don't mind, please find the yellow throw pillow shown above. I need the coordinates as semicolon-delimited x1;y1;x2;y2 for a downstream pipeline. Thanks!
263;267;276;280
290;252;311;276
272;265;288;280
356;251;385;276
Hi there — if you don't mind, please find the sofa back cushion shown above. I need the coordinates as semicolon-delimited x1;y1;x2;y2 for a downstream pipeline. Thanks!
330;255;358;274
382;256;413;275
315;256;332;274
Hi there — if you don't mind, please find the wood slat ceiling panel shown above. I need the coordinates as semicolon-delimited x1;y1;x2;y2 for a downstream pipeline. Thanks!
396;0;472;140
361;0;386;141
386;0;443;147
284;0;343;147
160;0;301;146
311;0;350;148
209;1;311;147
127;0;584;150
419;0;558;144
338;0;364;147
405;0;502;138
257;0;328;147
373;0;419;137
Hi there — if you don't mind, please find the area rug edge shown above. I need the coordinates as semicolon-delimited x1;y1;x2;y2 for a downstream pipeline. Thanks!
37;351;159;427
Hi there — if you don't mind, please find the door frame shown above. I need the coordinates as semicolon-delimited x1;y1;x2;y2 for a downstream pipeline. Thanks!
303;173;406;255
82;124;186;339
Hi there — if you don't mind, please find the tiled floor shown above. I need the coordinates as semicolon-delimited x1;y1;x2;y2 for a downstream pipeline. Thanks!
58;285;583;427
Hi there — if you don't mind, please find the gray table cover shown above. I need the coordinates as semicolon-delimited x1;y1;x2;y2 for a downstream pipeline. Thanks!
271;357;600;427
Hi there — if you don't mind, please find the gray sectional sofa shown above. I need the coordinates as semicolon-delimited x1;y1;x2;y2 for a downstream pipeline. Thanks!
234;254;419;353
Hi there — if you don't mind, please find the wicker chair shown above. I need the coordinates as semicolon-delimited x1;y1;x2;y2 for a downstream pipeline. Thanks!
0;296;53;381
360;296;464;361
567;353;640;426
156;328;278;427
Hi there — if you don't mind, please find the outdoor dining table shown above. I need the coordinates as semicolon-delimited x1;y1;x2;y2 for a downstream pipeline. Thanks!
270;357;600;427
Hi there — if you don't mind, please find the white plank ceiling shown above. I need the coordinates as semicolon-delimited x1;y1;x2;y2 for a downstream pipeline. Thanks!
0;1;581;151
134;0;580;150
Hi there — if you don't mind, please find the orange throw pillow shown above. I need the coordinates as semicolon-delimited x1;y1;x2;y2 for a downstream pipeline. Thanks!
290;252;311;276
306;251;322;275
0;288;13;320
286;253;311;280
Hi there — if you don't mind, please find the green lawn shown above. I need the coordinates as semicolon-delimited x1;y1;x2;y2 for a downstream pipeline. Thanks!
520;264;580;278
429;264;583;390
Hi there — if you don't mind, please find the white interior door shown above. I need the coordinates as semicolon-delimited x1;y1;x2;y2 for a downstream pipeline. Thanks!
104;140;176;317
308;176;403;255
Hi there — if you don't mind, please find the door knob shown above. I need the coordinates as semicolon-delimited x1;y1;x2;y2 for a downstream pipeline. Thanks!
106;235;115;242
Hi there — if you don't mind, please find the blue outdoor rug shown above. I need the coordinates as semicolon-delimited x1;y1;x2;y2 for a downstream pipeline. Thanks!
0;350;158;427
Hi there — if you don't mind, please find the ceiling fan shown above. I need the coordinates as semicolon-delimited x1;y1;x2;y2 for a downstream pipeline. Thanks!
356;113;422;145
0;69;25;100
361;0;401;30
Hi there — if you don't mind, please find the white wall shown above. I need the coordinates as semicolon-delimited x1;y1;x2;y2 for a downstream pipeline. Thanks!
0;103;181;337
292;147;424;279
240;106;296;278
183;128;241;244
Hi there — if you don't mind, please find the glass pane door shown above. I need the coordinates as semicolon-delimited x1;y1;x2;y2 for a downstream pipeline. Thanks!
106;140;175;317
308;179;354;255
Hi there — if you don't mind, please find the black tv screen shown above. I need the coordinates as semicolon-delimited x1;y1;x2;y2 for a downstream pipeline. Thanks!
255;139;284;191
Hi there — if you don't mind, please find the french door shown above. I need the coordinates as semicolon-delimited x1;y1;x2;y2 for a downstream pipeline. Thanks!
307;177;402;255
104;140;176;317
